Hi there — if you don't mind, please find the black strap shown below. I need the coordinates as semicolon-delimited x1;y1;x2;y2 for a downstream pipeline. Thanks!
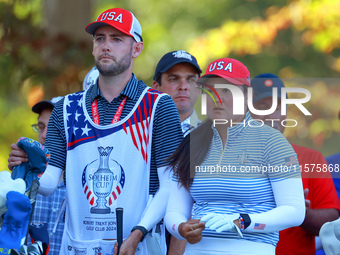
131;225;148;242
240;213;251;230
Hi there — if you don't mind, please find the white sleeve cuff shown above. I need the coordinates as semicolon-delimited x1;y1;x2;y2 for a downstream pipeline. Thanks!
165;179;193;240
137;166;171;230
38;165;63;196
245;178;305;233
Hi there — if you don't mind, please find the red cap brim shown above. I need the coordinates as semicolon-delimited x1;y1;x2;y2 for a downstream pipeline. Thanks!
85;21;132;38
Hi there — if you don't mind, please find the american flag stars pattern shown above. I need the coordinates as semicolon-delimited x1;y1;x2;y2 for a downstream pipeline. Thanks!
65;88;162;162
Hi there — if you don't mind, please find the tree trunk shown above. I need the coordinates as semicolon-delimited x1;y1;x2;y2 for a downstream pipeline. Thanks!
43;0;93;42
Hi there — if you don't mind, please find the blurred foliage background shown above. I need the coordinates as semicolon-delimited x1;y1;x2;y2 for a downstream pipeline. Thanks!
0;0;339;169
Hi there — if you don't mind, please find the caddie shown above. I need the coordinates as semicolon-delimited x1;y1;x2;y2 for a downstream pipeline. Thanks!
38;7;183;254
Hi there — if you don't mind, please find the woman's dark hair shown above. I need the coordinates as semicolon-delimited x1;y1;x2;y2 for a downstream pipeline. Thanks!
166;119;213;190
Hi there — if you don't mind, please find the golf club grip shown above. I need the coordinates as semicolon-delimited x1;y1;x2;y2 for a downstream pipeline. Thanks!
116;207;123;254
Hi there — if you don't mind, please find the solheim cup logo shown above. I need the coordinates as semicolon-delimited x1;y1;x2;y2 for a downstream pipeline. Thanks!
91;146;114;214
82;146;125;214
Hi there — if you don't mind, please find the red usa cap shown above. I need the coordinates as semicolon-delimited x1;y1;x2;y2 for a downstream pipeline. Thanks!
85;8;143;42
199;58;250;87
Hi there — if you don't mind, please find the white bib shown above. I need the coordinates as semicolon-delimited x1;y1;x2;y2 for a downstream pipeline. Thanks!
60;88;164;254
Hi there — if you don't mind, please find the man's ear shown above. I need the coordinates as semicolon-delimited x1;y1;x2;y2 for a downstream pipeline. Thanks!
152;80;160;90
132;41;144;59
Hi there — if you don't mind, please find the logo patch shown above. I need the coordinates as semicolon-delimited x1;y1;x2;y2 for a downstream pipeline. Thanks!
82;146;125;214
254;223;266;230
284;156;297;166
264;79;273;87
172;50;192;61
93;247;102;255
238;150;248;164
74;247;87;254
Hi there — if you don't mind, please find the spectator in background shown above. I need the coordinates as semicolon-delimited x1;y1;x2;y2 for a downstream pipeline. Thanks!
250;73;340;255
326;111;340;199
153;50;202;254
316;111;340;255
8;96;65;255
83;66;99;90
153;50;202;136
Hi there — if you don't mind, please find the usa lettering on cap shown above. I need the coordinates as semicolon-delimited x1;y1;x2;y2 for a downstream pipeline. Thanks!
100;12;123;23
85;8;143;43
172;50;193;61
209;61;233;73
198;58;251;87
